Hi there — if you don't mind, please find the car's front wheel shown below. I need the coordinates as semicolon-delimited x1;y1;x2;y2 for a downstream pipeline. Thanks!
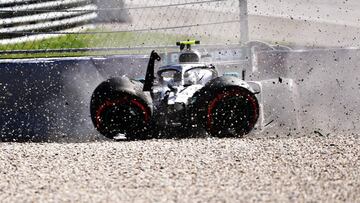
205;87;259;137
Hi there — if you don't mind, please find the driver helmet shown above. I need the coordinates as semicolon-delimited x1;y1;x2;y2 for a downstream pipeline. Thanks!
183;71;197;85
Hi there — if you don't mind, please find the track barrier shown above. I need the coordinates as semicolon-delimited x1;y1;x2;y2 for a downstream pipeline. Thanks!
1;48;359;141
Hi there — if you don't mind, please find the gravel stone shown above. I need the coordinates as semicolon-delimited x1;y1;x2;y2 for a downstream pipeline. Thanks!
0;135;359;202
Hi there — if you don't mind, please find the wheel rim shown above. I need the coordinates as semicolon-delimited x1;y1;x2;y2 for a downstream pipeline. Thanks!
95;97;150;137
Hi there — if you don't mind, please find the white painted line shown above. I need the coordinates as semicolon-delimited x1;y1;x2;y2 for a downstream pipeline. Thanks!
0;13;97;33
0;0;32;5
6;0;88;11
0;4;97;26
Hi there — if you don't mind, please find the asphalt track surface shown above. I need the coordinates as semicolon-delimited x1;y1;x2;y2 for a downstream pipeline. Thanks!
0;134;359;202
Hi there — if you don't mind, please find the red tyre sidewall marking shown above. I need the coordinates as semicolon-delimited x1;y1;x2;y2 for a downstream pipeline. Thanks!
130;99;150;122
95;97;150;129
207;89;259;133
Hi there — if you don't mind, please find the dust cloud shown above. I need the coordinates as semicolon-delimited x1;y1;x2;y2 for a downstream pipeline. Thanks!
254;48;360;137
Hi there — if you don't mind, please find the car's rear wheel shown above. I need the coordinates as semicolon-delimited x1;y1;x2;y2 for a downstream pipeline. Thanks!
90;78;152;140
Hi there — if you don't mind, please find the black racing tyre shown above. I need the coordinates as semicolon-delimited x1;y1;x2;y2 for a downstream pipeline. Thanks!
90;78;152;140
205;86;259;137
190;76;260;137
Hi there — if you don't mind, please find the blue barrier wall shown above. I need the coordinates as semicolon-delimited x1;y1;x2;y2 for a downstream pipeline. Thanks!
0;55;148;141
2;48;359;141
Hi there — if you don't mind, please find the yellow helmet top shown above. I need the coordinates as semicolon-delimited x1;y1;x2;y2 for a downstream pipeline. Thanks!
176;40;200;51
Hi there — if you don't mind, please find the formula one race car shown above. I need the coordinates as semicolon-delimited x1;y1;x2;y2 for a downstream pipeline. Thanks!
90;40;260;140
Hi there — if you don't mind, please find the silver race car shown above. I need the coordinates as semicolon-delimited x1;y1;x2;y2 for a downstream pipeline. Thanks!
90;40;260;140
